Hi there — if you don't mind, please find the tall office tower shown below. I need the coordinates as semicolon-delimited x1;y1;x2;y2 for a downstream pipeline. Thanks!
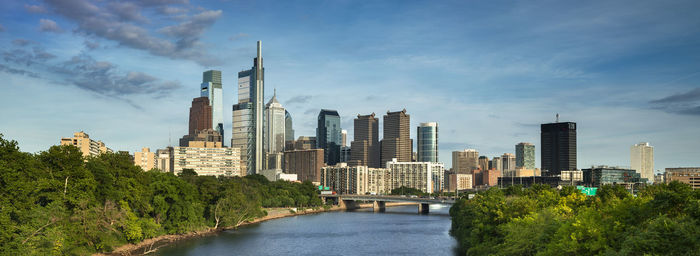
201;70;224;142
478;156;489;171
232;41;265;175
515;142;535;169
541;121;577;176
285;110;294;146
189;97;212;136
417;122;438;163
491;156;503;172
380;109;412;167
265;90;285;154
631;142;654;183
350;113;380;167
317;109;342;165
341;130;347;147
452;149;479;174
501;153;516;176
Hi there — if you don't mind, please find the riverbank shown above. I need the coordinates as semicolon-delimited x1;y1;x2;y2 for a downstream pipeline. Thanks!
98;202;417;255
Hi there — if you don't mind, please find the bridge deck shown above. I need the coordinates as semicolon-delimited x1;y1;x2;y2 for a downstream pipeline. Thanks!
321;195;455;205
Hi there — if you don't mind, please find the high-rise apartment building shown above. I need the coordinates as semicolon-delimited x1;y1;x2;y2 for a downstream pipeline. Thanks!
515;142;535;169
452;149;479;174
386;159;445;193
232;41;265;175
134;147;156;171
265;91;285;155
60;131;112;157
502;153;516;175
350;113;379;167
285;110;294;146
491;156;503;172
417;122;438;163
380;109;412;167
541;121;577;176
173;145;241;177
478;156;489;171
156;147;173;173
320;163;391;195
631;142;654;182
201;70;224;141
317;109;342;165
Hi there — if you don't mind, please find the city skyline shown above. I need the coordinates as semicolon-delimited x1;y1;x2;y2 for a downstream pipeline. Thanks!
1;0;700;171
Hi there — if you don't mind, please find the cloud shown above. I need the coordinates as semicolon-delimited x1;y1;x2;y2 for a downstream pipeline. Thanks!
2;47;55;66
286;95;312;105
25;4;48;13
650;88;700;116
84;40;100;50
39;19;63;33
43;0;223;66
12;39;34;47
304;108;317;115
229;32;249;41
50;54;182;97
0;64;41;78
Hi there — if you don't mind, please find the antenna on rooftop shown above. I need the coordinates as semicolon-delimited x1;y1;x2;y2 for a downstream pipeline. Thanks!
556;113;559;123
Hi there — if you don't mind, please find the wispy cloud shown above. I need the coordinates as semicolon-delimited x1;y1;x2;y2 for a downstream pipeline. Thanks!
25;4;47;13
650;88;700;116
39;19;62;33
286;95;312;105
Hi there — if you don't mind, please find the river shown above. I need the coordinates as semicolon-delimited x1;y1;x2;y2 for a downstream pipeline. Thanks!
154;204;458;255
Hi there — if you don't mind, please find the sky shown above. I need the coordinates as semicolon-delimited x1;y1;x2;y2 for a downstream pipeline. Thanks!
1;0;699;171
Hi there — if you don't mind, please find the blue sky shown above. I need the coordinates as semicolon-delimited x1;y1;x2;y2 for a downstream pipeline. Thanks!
1;0;699;171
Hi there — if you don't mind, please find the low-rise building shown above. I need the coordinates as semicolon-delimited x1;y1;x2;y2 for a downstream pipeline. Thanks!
448;173;473;192
60;131;112;157
665;167;700;189
582;166;647;188
260;169;298;182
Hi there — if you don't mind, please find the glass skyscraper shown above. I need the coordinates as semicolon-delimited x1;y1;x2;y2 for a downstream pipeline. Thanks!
265;90;285;154
285;110;294;144
515;142;535;169
200;70;224;143
417;122;438;162
232;41;264;175
316;109;341;165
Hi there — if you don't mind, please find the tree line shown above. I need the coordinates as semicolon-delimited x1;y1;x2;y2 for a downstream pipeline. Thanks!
0;134;323;255
449;182;700;255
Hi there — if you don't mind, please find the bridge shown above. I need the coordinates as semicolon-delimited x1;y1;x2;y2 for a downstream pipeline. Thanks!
320;194;455;214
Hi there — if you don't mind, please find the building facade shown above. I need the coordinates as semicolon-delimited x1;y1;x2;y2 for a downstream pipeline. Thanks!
631;142;654;183
156;147;173;173
320;163;391;195
60;131;112;157
284;110;294;146
502;153;516;176
452;149;479;174
386;159;445;193
134;147;156;171
478;156;489;171
350;113;379;167
491;156;503;172
283;148;325;183
201;70;224;141
173;146;241;177
541;122;577;176
381;109;412;167
265;91;286;155
317;109;342;165
417;122;438;163
665;167;700;189
448;173;473;192
515;142;535;169
582;166;647;188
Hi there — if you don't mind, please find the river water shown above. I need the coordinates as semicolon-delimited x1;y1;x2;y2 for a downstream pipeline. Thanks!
154;204;458;256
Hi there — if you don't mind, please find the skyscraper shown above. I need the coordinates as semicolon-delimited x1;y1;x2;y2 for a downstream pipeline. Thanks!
265;90;285;154
417;122;438;163
478;156;489;171
631;142;654;183
380;109;412;167
350;113;379;167
491;156;502;172
317;109;342;165
341;130;347;147
201;70;224;142
502;153;516;175
188;97;212;136
232;41;265;175
285;110;294;145
541;121;577;176
515;142;535;169
452;149;479;174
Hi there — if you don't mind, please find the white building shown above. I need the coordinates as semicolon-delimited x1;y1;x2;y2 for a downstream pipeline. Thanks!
265;90;286;155
173;146;241;177
386;159;445;193
631;142;654;183
321;163;390;195
156;147;173;173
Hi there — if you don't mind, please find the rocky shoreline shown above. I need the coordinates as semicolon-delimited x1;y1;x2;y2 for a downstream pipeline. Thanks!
96;202;417;255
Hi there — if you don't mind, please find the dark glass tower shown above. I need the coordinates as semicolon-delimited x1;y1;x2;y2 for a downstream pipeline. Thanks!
541;122;577;176
316;109;341;165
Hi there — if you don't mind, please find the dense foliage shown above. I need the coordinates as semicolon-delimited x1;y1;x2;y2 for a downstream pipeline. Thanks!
0;134;322;255
390;186;426;196
450;183;700;255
